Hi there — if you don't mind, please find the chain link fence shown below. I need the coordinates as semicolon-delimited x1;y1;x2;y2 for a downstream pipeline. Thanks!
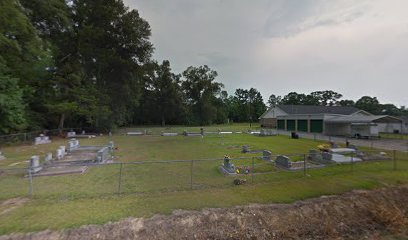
0;128;83;147
1;150;407;200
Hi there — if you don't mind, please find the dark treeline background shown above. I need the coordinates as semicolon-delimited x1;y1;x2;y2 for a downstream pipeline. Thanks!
0;0;407;134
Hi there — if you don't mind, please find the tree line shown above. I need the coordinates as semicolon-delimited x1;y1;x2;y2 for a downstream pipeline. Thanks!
0;0;406;134
268;91;408;116
0;0;268;134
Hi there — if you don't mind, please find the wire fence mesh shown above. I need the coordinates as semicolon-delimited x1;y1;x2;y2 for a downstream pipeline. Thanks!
1;149;407;200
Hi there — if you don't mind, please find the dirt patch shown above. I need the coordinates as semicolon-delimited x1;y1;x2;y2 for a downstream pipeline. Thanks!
0;198;29;216
1;186;408;239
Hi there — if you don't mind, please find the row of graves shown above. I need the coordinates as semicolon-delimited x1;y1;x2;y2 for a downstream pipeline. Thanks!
28;138;114;177
125;128;277;137
220;141;392;175
33;130;98;146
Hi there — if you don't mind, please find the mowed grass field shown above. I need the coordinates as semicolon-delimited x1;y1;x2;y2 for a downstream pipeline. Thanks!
0;124;408;235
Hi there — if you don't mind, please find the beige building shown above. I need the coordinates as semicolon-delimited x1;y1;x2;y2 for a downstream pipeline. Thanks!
259;105;402;137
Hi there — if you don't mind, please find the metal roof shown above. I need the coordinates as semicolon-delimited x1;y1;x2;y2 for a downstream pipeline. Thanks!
278;105;361;115
325;115;402;124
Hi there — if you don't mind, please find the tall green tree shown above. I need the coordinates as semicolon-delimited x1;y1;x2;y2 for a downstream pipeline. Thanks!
267;94;282;107
142;60;185;125
229;88;266;123
281;92;308;105
309;90;343;106
73;0;153;127
0;69;26;134
338;99;355;107
181;65;224;125
0;0;50;132
355;96;382;114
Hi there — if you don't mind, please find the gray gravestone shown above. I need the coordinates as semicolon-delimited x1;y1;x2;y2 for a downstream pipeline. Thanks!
308;149;323;162
67;139;80;152
161;132;178;136
222;156;235;173
44;153;53;163
96;146;110;163
29;156;42;173
263;150;272;161
322;152;333;162
67;131;76;138
56;148;64;160
242;145;250;153
34;134;51;145
108;141;114;151
275;155;291;168
0;151;5;160
59;146;66;156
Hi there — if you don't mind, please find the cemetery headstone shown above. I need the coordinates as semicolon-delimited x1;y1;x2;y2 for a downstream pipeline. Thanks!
0;151;5;160
59;146;66;156
34;134;51;145
308;149;323;162
322;152;333;162
96;146;110;163
44;153;53;163
242;145;250;153
275;155;291;168
262;150;272;161
56;148;64;160
29;156;42;173
222;155;235;173
161;132;178;136
67;131;76;138
67;138;80;152
108;141;114;151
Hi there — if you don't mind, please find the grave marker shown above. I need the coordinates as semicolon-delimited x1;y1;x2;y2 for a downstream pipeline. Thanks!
275;155;291;168
44;153;53;163
29;156;42;173
262;150;272;161
34;134;51;145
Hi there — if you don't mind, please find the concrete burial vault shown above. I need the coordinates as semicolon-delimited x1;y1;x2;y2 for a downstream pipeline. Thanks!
28;139;114;177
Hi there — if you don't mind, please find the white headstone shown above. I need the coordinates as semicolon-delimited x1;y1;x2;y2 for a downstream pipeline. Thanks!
67;131;76;138
44;152;53;162
59;146;66;155
34;135;51;145
34;137;42;145
0;151;5;160
56;149;63;160
30;155;42;173
108;141;114;151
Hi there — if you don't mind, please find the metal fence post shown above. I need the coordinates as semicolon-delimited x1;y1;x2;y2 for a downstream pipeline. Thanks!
190;160;194;189
393;150;396;171
303;154;306;176
351;152;354;173
118;163;123;195
251;157;254;184
28;168;33;197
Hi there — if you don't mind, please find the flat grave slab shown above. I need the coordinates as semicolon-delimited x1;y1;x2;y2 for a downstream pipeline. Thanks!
31;165;88;177
331;153;362;163
330;148;356;154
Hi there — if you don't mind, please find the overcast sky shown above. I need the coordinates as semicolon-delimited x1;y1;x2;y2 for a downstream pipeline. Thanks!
124;0;408;106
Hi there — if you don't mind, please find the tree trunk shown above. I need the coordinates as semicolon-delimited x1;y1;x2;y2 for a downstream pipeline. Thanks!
58;113;65;136
161;115;165;127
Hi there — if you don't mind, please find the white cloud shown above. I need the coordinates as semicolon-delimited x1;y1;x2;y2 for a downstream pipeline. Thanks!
124;0;408;106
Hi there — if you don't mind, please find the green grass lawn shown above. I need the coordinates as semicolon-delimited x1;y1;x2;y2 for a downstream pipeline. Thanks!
0;124;407;235
380;132;408;140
